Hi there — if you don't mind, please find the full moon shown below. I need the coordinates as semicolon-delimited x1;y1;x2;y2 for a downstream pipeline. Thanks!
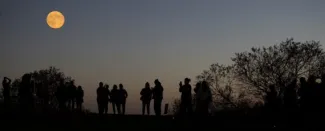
46;11;65;29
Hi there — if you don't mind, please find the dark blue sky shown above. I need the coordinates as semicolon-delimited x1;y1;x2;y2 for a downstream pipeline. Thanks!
1;0;325;114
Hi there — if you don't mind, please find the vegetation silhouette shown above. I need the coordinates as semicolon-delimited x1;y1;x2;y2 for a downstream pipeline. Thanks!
2;38;325;129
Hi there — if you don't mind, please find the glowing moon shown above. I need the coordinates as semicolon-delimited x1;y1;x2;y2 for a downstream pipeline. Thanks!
46;11;65;29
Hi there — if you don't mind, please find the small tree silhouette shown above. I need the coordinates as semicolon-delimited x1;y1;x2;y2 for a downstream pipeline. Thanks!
196;63;254;110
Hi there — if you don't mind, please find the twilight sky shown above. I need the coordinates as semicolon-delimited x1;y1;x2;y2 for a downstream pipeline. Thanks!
1;0;325;114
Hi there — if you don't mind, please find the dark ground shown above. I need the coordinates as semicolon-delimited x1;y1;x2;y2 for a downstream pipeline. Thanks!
0;103;317;130
0;111;307;129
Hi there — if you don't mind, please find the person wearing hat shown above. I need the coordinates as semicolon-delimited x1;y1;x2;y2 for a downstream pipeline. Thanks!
179;78;193;116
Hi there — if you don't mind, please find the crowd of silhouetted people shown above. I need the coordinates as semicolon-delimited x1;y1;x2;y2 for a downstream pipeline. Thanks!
96;82;128;115
264;75;325;127
95;78;213;117
2;74;214;117
1;74;84;113
5;73;325;122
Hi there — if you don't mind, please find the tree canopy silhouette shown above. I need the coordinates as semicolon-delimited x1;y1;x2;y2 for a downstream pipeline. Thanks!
9;66;74;109
232;38;325;97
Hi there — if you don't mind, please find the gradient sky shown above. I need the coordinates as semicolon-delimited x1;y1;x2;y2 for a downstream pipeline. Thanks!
1;0;325;114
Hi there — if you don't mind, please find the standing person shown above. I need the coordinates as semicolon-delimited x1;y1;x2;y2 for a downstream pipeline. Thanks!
140;82;152;115
76;86;84;112
298;77;308;111
152;79;164;116
194;81;212;116
265;85;279;127
103;84;110;114
119;84;128;115
56;79;67;111
179;78;193;116
2;77;12;110
110;85;120;114
68;81;77;110
284;80;298;109
96;82;106;115
18;74;33;113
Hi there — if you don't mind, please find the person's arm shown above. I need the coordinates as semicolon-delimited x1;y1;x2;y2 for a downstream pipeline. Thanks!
125;90;128;98
7;78;11;84
208;90;212;102
194;86;198;93
179;82;183;92
140;89;144;95
81;90;84;97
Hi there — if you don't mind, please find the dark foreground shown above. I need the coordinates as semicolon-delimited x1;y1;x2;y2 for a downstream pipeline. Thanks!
0;111;316;129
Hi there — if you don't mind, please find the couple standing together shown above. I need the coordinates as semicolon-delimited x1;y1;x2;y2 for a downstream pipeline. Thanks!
97;82;128;115
179;78;212;116
140;79;164;116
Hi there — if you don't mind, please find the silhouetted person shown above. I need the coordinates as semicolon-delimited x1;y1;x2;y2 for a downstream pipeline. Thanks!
307;75;317;111
179;78;193;116
110;85;121;114
56;80;67;111
119;84;128;115
306;75;320;127
103;84;110;114
97;82;106;115
284;79;298;109
298;77;308;110
76;86;84;112
265;85;278;126
152;79;164;116
320;74;325;112
140;82;152;115
194;81;212;116
68;81;77;110
2;77;12;110
18;74;33;113
284;79;298;127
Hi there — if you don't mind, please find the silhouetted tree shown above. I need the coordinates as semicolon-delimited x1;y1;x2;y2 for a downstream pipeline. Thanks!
232;38;324;99
12;66;74;110
196;63;254;110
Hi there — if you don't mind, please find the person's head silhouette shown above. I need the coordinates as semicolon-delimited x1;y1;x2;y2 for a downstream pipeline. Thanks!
154;79;161;86
2;77;6;83
78;86;82;90
99;82;103;87
113;85;117;90
145;82;150;89
104;84;109;89
202;81;209;90
22;74;31;84
185;78;191;84
300;77;306;84
119;84;124;90
195;82;201;88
